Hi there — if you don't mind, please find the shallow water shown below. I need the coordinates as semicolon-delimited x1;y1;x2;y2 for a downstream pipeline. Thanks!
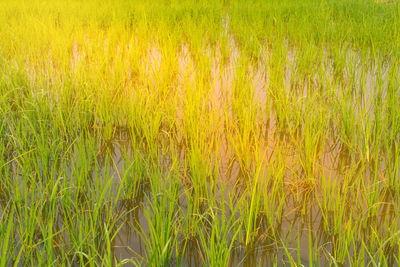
94;127;399;266
82;41;400;264
4;39;400;265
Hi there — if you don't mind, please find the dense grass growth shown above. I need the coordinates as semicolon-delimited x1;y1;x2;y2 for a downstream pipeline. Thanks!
1;0;400;265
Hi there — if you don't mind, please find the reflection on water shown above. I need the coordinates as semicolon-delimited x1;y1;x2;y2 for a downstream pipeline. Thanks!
87;40;400;264
5;39;399;265
96;123;399;266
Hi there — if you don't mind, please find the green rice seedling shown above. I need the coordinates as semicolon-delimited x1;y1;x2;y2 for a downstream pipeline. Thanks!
0;204;15;266
294;100;328;190
198;204;241;267
117;146;148;201
60;153;126;265
137;166;180;266
243;150;267;246
260;146;286;243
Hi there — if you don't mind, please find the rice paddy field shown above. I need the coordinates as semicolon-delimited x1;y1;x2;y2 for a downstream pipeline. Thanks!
1;0;400;265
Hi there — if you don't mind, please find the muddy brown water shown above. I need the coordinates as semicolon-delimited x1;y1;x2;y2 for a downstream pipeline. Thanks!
87;42;400;265
8;35;400;265
95;125;399;266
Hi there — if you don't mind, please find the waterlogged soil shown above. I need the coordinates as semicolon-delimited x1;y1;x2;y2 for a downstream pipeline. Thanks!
67;43;400;265
6;38;400;265
92;127;399;266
